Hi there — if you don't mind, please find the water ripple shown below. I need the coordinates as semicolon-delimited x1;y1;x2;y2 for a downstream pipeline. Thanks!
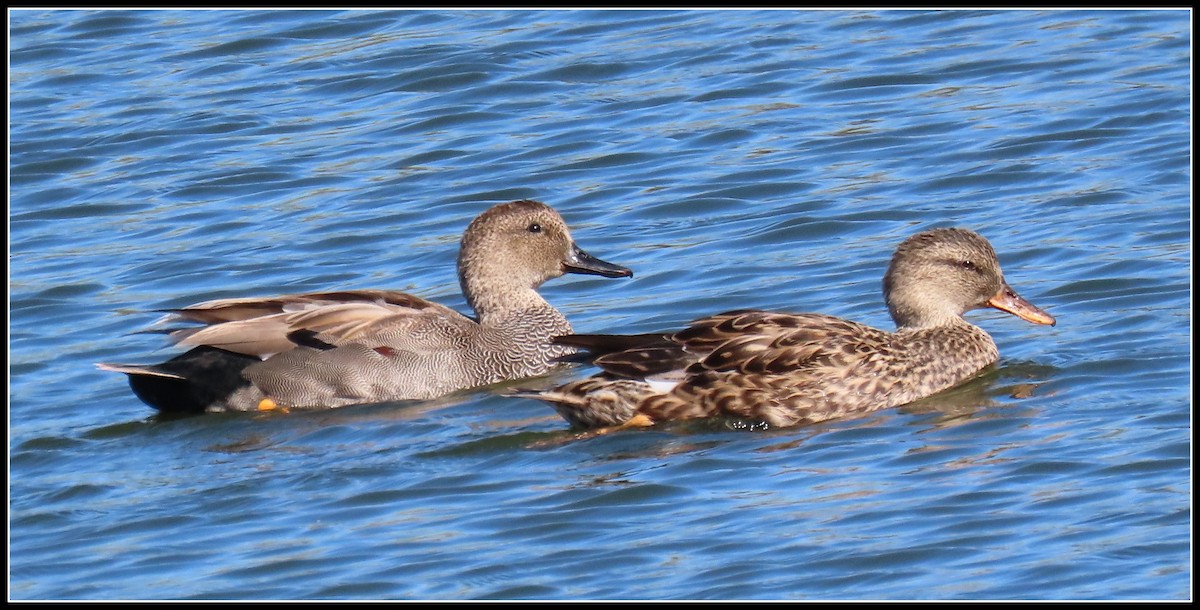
9;8;1190;601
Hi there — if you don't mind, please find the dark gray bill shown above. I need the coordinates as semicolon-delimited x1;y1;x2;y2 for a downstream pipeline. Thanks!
563;243;633;278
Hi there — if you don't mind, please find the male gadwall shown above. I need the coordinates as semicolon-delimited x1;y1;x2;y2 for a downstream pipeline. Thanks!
520;227;1055;431
98;199;632;413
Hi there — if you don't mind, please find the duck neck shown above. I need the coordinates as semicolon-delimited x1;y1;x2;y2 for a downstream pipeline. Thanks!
459;265;562;328
886;285;968;331
891;309;966;332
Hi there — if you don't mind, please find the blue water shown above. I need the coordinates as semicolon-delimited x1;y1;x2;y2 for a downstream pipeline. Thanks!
8;9;1191;601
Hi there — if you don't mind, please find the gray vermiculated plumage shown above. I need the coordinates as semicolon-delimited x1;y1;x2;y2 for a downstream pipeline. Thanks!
97;199;632;413
244;305;579;407
530;227;1056;430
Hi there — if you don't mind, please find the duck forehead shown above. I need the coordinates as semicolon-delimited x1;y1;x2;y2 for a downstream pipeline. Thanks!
494;199;557;221
905;228;995;263
491;202;565;230
462;202;558;246
523;208;567;230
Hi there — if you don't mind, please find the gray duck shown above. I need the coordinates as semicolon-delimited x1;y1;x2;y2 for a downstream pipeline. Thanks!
98;199;632;413
521;227;1055;430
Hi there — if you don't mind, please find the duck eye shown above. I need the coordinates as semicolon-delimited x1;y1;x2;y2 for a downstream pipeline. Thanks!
527;223;542;233
959;260;976;271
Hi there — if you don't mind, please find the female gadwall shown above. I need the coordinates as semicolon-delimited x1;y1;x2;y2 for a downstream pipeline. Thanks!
521;227;1055;431
98;199;632;413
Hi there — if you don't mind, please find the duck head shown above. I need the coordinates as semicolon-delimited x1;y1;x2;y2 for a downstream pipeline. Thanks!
457;199;631;316
882;227;1055;330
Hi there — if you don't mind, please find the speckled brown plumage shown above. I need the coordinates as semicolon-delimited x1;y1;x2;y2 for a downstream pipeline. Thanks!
98;200;632;413
527;227;1055;430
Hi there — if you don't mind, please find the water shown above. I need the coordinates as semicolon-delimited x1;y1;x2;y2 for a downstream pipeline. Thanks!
8;8;1191;601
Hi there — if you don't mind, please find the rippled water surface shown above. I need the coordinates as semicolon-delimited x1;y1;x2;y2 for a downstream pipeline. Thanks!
9;9;1191;601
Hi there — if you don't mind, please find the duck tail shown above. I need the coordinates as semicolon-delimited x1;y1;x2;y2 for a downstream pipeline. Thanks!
97;346;259;413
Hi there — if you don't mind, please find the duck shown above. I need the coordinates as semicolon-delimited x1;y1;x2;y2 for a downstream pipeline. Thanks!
519;227;1055;431
98;199;633;413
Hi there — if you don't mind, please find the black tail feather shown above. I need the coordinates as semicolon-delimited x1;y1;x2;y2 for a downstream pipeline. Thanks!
554;332;695;379
104;346;258;413
554;333;673;357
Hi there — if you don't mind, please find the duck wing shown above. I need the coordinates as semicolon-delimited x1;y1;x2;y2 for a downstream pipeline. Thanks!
680;310;886;376
165;289;472;358
550;309;864;381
